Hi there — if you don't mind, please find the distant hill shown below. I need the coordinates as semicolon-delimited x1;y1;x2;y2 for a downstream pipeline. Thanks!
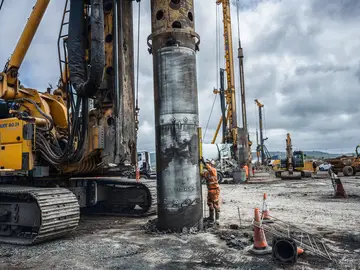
252;151;355;160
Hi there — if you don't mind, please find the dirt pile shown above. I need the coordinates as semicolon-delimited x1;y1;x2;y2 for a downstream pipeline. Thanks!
218;229;253;249
143;218;199;235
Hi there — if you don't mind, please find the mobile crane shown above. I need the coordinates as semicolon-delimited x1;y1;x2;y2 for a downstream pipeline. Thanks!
0;0;157;245
212;0;252;168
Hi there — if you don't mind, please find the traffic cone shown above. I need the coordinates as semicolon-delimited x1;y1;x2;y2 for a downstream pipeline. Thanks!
297;247;304;255
248;208;272;255
261;193;274;223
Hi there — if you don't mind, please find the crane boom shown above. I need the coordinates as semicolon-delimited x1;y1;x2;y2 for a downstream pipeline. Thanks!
212;0;239;158
213;0;237;143
6;0;50;86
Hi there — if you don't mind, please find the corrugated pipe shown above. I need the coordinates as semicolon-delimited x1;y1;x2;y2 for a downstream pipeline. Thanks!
68;0;105;97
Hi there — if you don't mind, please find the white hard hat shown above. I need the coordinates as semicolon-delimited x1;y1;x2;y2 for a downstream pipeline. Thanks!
210;160;216;166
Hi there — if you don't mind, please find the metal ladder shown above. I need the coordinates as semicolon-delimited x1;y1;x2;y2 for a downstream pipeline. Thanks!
57;0;70;88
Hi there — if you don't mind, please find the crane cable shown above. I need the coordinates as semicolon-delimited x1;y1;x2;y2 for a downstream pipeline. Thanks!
216;3;220;89
134;0;141;180
135;0;141;121
203;4;221;141
236;0;241;48
0;0;4;11
203;95;217;141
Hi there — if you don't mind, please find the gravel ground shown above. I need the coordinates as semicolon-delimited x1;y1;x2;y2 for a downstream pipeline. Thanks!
1;172;359;270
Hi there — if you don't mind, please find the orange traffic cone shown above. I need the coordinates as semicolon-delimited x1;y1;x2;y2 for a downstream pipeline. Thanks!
248;208;272;255
262;193;273;223
297;247;304;255
135;167;140;182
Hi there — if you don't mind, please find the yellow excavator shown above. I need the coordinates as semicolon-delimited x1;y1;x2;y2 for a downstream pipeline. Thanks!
274;133;312;179
0;0;157;245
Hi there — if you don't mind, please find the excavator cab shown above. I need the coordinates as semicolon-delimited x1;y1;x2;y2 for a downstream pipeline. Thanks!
293;151;305;169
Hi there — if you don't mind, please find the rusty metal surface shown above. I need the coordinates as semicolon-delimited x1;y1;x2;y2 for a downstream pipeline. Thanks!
99;0;136;167
150;0;202;231
117;0;136;165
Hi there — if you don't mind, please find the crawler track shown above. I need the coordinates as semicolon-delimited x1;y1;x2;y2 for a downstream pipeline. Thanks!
0;186;80;245
71;177;157;217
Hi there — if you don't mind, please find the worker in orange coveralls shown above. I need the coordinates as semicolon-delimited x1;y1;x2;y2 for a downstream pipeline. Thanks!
200;158;221;225
244;164;249;180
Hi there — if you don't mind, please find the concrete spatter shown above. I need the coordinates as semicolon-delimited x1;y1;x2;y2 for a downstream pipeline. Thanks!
153;45;202;231
158;131;199;169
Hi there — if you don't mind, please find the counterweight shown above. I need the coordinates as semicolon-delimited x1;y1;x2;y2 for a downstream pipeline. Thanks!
148;0;202;231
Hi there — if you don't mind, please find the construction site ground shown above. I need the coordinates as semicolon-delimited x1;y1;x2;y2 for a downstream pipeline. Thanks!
1;171;359;270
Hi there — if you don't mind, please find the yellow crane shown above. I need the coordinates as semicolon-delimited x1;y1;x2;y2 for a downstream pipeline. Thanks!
212;0;251;167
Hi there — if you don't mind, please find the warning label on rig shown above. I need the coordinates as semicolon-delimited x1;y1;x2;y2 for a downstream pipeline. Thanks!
0;122;20;128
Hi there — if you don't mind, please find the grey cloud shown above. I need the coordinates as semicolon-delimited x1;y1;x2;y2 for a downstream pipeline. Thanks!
1;0;360;154
311;0;360;21
230;0;280;10
252;13;319;57
355;62;360;83
295;64;351;76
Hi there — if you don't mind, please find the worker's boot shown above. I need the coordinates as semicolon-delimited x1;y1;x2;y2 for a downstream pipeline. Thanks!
215;210;220;226
208;209;215;223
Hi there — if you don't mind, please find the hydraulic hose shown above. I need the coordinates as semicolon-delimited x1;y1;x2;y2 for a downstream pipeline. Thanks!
68;0;105;97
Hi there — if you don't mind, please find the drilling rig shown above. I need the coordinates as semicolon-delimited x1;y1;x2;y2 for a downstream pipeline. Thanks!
212;0;251;170
254;99;271;165
0;0;163;245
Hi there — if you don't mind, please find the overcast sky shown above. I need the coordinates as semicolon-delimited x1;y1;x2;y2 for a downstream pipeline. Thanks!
0;0;359;154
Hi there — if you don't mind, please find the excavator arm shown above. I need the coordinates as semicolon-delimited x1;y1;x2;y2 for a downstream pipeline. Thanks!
286;133;294;173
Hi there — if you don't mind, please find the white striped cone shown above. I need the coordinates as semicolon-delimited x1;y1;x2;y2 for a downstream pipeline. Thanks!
262;193;273;223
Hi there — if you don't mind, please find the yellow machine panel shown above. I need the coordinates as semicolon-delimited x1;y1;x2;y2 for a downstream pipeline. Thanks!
0;118;33;170
0;118;24;143
0;144;23;170
303;161;314;172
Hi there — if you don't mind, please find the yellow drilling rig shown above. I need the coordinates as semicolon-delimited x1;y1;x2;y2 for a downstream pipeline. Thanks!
0;0;163;245
211;0;252;170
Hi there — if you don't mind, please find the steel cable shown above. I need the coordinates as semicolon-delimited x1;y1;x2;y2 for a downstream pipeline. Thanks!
135;1;141;113
203;94;217;141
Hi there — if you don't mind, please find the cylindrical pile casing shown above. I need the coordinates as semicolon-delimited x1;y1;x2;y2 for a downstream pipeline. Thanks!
149;0;202;231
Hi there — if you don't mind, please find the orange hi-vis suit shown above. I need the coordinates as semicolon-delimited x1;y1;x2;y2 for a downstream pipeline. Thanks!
203;163;221;214
244;165;249;179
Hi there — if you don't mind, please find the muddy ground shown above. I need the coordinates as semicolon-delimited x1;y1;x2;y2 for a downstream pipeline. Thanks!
1;172;360;270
